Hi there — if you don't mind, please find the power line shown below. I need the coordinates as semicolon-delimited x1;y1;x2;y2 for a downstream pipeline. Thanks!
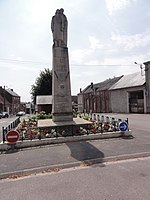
70;64;134;66
0;58;50;65
0;58;135;67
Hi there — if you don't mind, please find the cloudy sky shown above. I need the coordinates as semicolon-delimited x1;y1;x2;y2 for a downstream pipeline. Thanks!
0;0;150;102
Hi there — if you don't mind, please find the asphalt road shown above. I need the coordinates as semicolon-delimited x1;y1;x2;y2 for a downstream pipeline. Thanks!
0;114;150;177
0;157;150;200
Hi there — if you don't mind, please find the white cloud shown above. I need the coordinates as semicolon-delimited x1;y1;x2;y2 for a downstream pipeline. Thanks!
70;49;91;64
105;0;136;15
89;36;104;49
0;0;150;101
111;29;150;49
84;60;100;65
70;36;105;64
147;50;150;56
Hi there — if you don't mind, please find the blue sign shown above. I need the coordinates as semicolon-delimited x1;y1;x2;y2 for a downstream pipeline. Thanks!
119;121;128;132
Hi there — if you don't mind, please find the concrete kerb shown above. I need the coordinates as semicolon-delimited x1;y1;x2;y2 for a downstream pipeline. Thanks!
0;130;132;151
0;151;150;180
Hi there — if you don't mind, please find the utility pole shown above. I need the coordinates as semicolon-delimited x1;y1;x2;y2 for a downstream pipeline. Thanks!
3;86;6;112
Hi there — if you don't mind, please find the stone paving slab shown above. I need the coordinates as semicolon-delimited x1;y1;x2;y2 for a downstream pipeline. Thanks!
37;118;92;128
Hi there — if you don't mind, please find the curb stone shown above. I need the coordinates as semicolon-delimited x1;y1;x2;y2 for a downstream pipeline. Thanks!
0;130;132;151
0;151;149;180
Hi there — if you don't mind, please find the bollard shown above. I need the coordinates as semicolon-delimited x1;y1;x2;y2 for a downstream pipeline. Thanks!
97;114;100;122
2;127;5;143
111;117;116;131
93;114;96;121
90;113;92;121
126;118;129;130
2;127;8;143
112;117;115;121
100;123;103;133
111;117;115;124
101;115;104;123
106;116;110;123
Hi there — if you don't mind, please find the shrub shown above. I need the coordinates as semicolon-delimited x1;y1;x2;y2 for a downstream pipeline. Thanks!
32;111;52;120
83;116;90;121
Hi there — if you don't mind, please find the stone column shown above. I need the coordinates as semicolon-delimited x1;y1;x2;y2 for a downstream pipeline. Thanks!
52;46;73;121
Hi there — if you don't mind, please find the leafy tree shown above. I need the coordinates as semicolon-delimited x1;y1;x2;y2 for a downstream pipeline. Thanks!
31;68;52;104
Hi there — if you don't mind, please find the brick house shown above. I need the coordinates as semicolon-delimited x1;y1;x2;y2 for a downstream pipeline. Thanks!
78;61;150;114
0;86;20;114
78;76;122;113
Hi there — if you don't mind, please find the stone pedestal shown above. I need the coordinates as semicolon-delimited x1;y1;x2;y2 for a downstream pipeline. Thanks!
52;47;73;121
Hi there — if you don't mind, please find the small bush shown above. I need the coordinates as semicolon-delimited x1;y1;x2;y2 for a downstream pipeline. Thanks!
32;111;52;120
83;116;90;121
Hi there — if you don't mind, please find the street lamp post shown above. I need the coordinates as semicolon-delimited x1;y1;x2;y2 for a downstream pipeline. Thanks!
134;62;145;76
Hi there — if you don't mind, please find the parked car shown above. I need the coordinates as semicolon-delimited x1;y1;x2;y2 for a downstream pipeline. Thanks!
2;112;9;118
0;112;3;119
0;112;9;118
16;111;26;116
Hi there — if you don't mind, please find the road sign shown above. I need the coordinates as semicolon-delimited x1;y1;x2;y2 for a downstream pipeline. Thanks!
6;130;19;143
119;121;128;132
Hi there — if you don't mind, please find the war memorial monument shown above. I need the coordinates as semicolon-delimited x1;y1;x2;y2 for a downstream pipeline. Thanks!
51;8;73;122
38;9;91;131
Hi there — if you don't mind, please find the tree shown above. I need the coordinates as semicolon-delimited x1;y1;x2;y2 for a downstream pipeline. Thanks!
31;68;52;104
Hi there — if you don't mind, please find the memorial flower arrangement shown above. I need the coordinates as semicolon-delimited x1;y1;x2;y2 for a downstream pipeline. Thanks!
15;113;121;141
